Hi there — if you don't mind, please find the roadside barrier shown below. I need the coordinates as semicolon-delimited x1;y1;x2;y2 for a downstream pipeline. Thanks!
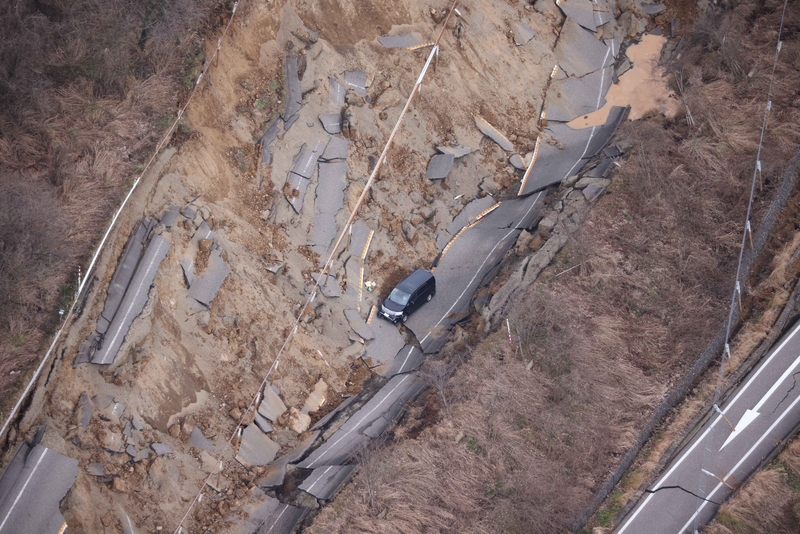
572;1;794;530
690;1;792;529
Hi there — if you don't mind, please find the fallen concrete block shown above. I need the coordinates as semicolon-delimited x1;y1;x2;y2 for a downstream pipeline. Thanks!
190;427;214;453
641;2;666;14
344;309;375;340
160;204;179;228
236;425;280;467
436;144;473;158
319;113;342;134
554;18;613;78
151;443;173;456
378;33;423;48
96;219;147;335
513;22;537;45
426;153;455;180
188;248;229;306
311;271;341;298
258;386;287;422
320;136;348;161
93;235;171;365
557;0;598;31
344;69;367;96
283;55;302;121
510;154;526;170
299;465;355;500
329;77;346;107
87;463;105;476
475;116;513;151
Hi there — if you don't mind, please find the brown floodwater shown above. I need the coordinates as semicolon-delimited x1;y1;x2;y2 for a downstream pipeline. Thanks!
568;34;680;129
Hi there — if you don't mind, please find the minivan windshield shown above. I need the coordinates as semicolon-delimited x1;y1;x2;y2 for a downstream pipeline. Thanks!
388;288;411;306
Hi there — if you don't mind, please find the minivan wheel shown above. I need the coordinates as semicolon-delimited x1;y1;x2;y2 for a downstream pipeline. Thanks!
426;293;432;302
401;313;408;323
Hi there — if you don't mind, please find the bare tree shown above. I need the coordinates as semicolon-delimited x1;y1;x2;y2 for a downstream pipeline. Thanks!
419;359;457;419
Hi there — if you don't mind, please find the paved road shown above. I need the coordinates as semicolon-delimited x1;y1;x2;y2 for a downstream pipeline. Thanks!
406;191;544;353
0;443;78;534
615;320;800;533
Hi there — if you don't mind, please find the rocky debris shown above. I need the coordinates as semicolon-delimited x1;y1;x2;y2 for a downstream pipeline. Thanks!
401;220;417;243
586;158;615;178
258;386;288;422
151;443;173;456
287;407;311;433
641;2;666;14
87;463;106;476
77;392;92;431
474;116;514;151
617;11;640;38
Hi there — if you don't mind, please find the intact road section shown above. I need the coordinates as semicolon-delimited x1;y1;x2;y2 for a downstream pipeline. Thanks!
615;320;800;533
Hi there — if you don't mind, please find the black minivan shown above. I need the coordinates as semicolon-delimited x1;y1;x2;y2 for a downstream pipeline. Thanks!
379;269;436;323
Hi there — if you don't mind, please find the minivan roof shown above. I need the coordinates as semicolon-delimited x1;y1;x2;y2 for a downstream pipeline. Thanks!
396;269;433;293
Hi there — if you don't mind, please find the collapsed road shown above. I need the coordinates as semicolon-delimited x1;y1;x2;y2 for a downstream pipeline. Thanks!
0;0;675;530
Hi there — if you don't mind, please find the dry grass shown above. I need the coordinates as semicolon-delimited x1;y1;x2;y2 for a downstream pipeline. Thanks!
0;0;218;408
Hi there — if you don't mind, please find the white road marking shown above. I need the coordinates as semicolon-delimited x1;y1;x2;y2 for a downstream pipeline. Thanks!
306;374;412;468
99;238;168;363
399;346;416;373
677;390;800;533
265;505;288;533
305;466;334;495
616;320;800;533
563;47;611;180
0;447;48;532
720;408;759;451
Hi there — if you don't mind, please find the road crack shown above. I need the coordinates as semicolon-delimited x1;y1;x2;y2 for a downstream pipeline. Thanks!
644;485;720;505
771;371;800;415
